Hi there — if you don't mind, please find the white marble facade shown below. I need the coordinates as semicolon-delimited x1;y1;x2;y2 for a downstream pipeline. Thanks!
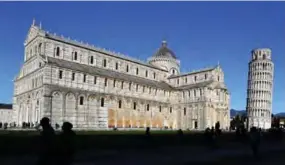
0;104;14;124
13;21;230;130
246;49;274;129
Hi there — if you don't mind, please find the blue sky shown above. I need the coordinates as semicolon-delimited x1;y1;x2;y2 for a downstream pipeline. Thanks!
0;2;284;113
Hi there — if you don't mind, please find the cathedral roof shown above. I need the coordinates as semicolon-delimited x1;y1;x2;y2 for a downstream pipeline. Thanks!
168;67;217;79
44;33;167;72
175;80;214;90
44;56;174;90
152;41;177;59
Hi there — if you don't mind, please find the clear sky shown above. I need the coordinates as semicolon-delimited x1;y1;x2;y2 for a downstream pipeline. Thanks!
0;2;284;113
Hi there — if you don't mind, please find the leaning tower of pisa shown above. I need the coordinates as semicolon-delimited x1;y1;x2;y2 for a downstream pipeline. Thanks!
246;48;274;129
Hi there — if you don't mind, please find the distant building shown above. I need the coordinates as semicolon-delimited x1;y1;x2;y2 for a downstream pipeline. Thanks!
246;48;274;129
13;20;231;130
0;103;14;123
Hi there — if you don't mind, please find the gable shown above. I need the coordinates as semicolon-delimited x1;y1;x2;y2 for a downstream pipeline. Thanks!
24;26;40;45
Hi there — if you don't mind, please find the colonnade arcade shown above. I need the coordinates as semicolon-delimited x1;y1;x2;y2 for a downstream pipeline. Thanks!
49;90;177;129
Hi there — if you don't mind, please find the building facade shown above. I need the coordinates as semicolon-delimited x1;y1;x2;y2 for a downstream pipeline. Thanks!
246;48;274;129
0;104;14;124
13;21;230;130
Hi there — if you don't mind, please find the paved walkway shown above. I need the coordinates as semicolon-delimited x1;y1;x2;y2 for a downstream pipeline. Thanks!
1;142;284;165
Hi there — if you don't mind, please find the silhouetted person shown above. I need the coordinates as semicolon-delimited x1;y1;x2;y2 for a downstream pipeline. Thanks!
37;117;56;165
145;127;150;136
58;122;76;165
250;127;260;157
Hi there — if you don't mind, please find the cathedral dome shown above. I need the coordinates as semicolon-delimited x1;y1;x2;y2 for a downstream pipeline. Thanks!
153;41;177;59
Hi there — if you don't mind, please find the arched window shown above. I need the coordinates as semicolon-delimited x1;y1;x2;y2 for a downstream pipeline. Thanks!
136;68;139;75
184;108;186;116
126;65;129;72
113;80;116;87
172;69;175;74
90;56;94;64
133;102;137;110
103;59;107;67
145;70;148;77
194;76;197;82
115;62;118;70
146;104;150;111
263;54;266;60
101;98;104;107
118;100;122;109
159;106;162;112
170;107;172;113
73;51;78;61
56;47;60;56
205;74;207;80
79;96;84;105
153;72;156;79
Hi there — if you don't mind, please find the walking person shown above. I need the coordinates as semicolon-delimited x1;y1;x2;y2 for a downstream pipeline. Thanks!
250;127;261;157
58;122;76;165
37;117;56;165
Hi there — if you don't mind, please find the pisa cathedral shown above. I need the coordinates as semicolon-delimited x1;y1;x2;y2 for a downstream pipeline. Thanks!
13;21;230;130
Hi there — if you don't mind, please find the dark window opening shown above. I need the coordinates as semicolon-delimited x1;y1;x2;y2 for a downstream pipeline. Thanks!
126;65;129;72
136;68;139;75
103;59;107;67
72;73;75;81
146;104;150;111
115;62;118;70
94;76;97;84
133;102;136;110
218;76;220;81
170;107;172;113
177;79;179;85
74;52;78;60
121;81;124;89
83;74;86;82
143;86;145;92
113;80;116;87
90;56;94;64
194;76;197;82
205;74;207;80
56;47;60;56
136;84;138;91
129;82;132;90
184;108;186;116
118;100;122;109
145;70;148;77
59;70;63;79
153;72;156;79
185;78;187;83
104;78;108;86
79;96;84;105
101;98;104;107
159;106;162;112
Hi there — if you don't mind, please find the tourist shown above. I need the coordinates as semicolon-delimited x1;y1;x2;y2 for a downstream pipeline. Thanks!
37;117;56;165
58;122;76;165
250;127;261;157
